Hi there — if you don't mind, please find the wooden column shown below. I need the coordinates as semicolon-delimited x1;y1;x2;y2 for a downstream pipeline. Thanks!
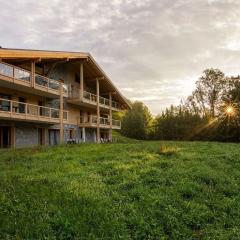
109;92;113;142
10;125;16;148
80;62;84;101
60;82;64;143
96;78;100;143
31;61;35;88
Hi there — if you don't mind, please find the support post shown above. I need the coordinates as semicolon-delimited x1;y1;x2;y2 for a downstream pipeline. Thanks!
80;62;84;101
96;78;100;143
31;61;35;88
60;82;64;144
82;127;86;142
109;92;113;142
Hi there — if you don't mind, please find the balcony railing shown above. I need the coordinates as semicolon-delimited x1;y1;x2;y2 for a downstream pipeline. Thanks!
83;91;97;103
68;87;120;110
79;115;121;128
0;62;67;95
112;119;121;127
0;98;68;123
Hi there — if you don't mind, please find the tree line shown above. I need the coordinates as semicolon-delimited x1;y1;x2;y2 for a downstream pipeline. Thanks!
117;68;240;142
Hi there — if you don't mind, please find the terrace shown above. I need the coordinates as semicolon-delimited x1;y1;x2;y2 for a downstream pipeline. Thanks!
78;115;121;129
68;87;121;111
0;61;68;98
0;98;68;124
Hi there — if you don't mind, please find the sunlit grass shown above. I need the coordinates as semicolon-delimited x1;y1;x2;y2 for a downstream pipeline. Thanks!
159;143;179;156
1;138;240;239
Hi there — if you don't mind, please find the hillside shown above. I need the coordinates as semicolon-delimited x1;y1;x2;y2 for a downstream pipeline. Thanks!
1;139;240;239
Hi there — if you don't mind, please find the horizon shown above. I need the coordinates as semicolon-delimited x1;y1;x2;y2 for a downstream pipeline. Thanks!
1;0;240;114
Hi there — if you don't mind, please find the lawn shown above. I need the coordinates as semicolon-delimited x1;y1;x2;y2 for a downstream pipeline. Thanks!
1;136;240;239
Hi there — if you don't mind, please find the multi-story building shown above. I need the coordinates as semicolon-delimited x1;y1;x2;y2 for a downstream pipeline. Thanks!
0;48;130;148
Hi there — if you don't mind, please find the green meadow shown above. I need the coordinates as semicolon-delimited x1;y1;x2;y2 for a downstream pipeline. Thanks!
1;135;240;239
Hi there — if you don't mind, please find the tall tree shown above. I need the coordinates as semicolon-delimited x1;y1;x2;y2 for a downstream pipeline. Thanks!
121;101;152;139
194;69;226;117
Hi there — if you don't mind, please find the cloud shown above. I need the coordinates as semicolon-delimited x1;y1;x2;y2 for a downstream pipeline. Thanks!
1;0;240;114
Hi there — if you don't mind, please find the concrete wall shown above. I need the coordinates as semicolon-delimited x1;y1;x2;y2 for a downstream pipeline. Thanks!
16;127;39;148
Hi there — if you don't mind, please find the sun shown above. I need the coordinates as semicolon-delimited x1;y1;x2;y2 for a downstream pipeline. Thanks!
225;106;235;116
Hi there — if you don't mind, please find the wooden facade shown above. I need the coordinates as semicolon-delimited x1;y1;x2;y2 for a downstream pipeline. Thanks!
0;48;130;148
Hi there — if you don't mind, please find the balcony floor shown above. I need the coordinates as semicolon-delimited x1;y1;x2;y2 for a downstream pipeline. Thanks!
0;111;61;124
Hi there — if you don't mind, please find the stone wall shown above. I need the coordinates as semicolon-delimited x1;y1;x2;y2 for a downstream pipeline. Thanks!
16;127;39;148
85;128;96;143
64;124;82;142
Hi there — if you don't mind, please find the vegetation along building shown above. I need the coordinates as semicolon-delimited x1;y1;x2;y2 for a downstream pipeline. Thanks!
0;48;130;148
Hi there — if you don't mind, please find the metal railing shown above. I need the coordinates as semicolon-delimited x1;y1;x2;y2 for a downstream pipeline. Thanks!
0;98;68;122
0;61;65;94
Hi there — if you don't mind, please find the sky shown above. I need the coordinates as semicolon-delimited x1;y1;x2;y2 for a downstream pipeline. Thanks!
1;0;240;115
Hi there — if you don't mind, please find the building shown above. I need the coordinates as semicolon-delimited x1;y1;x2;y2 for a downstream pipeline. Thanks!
0;48;130;148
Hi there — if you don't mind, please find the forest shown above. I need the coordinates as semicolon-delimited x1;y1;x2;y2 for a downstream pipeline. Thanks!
120;68;240;142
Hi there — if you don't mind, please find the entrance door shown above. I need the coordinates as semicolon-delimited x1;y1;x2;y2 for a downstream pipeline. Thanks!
0;127;10;148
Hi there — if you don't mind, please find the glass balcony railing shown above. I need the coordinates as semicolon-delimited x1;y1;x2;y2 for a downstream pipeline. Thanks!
79;115;120;128
0;98;68;122
35;74;61;92
0;62;30;82
14;67;30;82
0;62;13;77
0;62;65;94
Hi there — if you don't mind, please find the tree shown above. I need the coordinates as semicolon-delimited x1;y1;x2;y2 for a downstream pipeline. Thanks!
194;69;226;117
121;101;152;139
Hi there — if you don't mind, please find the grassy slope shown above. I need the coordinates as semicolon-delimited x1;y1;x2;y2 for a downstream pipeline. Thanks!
1;136;240;239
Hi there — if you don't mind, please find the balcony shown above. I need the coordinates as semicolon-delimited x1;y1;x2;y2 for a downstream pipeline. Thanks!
68;87;120;111
0;98;68;124
0;61;68;97
78;115;121;129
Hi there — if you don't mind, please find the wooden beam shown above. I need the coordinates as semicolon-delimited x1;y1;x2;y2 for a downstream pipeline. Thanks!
80;62;84;101
96;78;100;143
109;92;113;142
85;76;104;81
31;61;35;88
59;83;64;144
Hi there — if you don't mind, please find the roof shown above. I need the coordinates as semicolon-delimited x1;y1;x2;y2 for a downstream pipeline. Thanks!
0;47;131;109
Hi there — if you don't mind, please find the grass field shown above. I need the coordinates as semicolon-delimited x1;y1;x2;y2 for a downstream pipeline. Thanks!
1;135;240;239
